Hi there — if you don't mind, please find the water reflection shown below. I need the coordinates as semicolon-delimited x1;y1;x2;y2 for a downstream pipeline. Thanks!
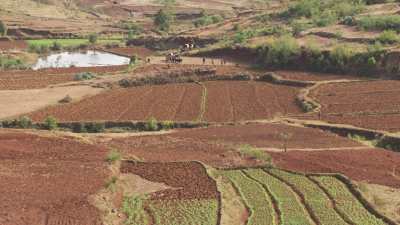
32;50;130;70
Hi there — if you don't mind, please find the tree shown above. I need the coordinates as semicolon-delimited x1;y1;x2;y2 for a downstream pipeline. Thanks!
154;9;172;31
88;33;98;45
0;20;7;36
44;116;58;130
279;132;293;152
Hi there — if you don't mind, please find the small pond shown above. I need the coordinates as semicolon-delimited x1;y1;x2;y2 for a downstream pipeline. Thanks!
32;50;130;70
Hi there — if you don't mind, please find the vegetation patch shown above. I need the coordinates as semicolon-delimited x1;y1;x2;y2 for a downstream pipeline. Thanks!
237;144;273;166
220;170;276;225
245;169;313;225
269;169;348;225
148;199;219;225
312;176;386;225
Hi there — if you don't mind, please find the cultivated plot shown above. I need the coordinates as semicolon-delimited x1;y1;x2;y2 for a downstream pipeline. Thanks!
28;81;302;123
311;80;400;132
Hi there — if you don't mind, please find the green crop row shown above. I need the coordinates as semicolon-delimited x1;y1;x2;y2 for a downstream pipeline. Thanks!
269;169;347;225
245;169;312;225
27;38;123;48
148;199;218;225
312;176;386;225
221;170;276;225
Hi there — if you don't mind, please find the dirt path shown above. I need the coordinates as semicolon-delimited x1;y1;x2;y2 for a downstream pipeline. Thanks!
147;56;237;66
262;146;373;152
0;85;104;119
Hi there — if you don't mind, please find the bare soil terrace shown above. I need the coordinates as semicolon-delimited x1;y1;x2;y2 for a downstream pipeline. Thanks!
311;80;400;132
95;123;365;168
0;130;108;225
270;149;400;188
0;66;127;90
28;81;302;123
121;161;218;200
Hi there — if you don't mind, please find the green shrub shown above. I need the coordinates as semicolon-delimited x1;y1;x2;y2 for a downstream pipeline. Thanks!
233;29;256;43
145;117;159;131
17;116;33;129
154;9;173;31
44;116;58;130
358;15;400;31
194;14;223;27
74;72;97;81
261;35;300;66
106;149;121;163
86;122;105;133
130;55;138;65
313;10;338;27
0;20;7;36
282;0;364;27
376;30;399;44
330;44;355;71
72;123;87;133
88;33;98;45
161;120;174;130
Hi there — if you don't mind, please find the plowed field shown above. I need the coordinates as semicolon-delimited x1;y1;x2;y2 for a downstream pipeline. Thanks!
0;66;126;90
311;80;400;132
29;83;202;122
0;40;27;50
0;131;108;225
269;149;400;188
275;70;352;81
96;123;364;168
29;81;302;122
121;161;218;200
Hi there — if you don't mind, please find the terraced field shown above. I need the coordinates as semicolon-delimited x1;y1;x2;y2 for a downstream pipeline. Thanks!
0;66;127;90
311;80;400;132
215;168;389;225
28;81;302;122
120;161;220;225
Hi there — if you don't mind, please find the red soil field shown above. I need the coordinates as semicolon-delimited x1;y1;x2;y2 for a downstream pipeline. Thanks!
269;149;400;188
311;80;400;131
321;114;400;132
0;66;127;90
121;161;218;200
96;123;362;168
0;40;27;51
103;46;154;58
204;81;302;122
171;123;362;150
275;70;352;81
29;83;202;122
29;81;302;123
0;131;108;225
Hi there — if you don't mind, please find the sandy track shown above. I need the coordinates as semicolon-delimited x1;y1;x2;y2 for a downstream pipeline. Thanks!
0;85;104;119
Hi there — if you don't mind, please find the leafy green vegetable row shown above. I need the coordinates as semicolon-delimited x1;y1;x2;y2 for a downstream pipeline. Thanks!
245;169;312;225
221;170;276;225
312;176;386;225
